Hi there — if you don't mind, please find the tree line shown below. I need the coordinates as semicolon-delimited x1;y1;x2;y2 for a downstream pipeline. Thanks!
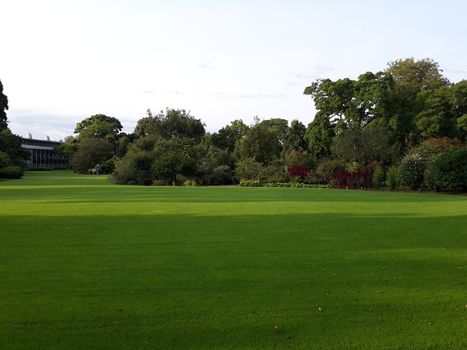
0;80;29;178
1;58;466;191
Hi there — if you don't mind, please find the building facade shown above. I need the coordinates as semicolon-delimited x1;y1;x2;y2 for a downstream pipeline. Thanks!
21;137;69;169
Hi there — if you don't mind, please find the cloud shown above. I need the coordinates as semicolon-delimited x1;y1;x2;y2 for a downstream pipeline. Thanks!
205;92;225;96
313;63;334;74
162;90;184;95
294;63;334;81
198;63;215;70
235;94;285;99
7;110;79;141
295;73;316;80
445;69;467;75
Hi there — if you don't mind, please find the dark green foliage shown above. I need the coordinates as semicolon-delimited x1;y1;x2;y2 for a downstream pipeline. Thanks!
304;71;394;129
429;147;467;191
315;159;346;182
0;128;29;168
304;115;334;160
283;147;313;167
0;80;8;130
200;165;234;185
235;123;282;164
0;151;9;168
235;158;288;184
284;119;307;151
416;87;458;139
385;58;450;145
386;166;400;190
235;158;263;180
372;166;385;189
210;119;249;152
152;138;198;184
0;81;28;177
0;165;23;178
74;114;123;142
56;136;79;158
71;138;115;173
399;153;429;190
134;109;205;140
331;125;400;165
67;114;124;173
196;145;234;185
258;118;289;145
112;150;153;185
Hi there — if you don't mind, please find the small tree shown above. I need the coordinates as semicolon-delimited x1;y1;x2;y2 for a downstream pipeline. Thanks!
386;166;400;190
399;153;428;190
235;158;263;181
429;147;467;192
372;166;385;189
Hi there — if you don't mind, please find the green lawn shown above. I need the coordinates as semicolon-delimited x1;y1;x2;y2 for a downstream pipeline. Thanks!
0;171;466;349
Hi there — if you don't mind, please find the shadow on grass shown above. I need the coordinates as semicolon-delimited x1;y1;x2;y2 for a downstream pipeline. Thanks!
1;213;466;349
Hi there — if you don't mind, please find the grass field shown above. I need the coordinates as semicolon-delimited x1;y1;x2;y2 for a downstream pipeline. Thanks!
0;171;466;349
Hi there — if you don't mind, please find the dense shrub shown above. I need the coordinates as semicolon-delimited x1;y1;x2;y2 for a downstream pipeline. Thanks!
153;179;171;186
372;166;385;189
386;166;400;190
71;137;114;173
316;159;345;182
235;158;262;181
0;166;24;179
429;147;467;191
208;165;235;185
239;179;261;187
399;153;429;190
331;170;372;189
100;159;115;174
0;151;10;168
260;164;288;183
303;171;326;184
287;166;311;177
264;182;329;188
111;151;153;185
412;137;463;157
183;179;199;186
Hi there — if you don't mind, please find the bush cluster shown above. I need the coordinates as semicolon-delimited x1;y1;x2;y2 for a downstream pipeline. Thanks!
0;166;24;179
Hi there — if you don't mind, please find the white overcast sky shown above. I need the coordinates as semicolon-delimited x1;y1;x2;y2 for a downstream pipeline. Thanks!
1;0;466;140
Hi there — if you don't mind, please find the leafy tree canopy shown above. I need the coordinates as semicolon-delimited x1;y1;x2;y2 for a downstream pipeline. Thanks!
74;114;123;142
0;80;8;130
135;109;205;140
211;119;249;152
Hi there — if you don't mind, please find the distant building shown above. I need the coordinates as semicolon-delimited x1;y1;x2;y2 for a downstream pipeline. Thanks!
21;136;69;169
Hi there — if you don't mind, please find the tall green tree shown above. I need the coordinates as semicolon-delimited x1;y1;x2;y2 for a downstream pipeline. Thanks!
331;125;400;165
452;80;467;140
386;58;449;96
258;118;289;145
304;115;335;160
284;120;307;151
0;80;29;175
211;119;249;152
385;58;450;144
304;72;394;130
416;87;458;139
152;137;199;184
235;123;282;164
0;80;8;130
75;114;123;142
135;109;205;141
